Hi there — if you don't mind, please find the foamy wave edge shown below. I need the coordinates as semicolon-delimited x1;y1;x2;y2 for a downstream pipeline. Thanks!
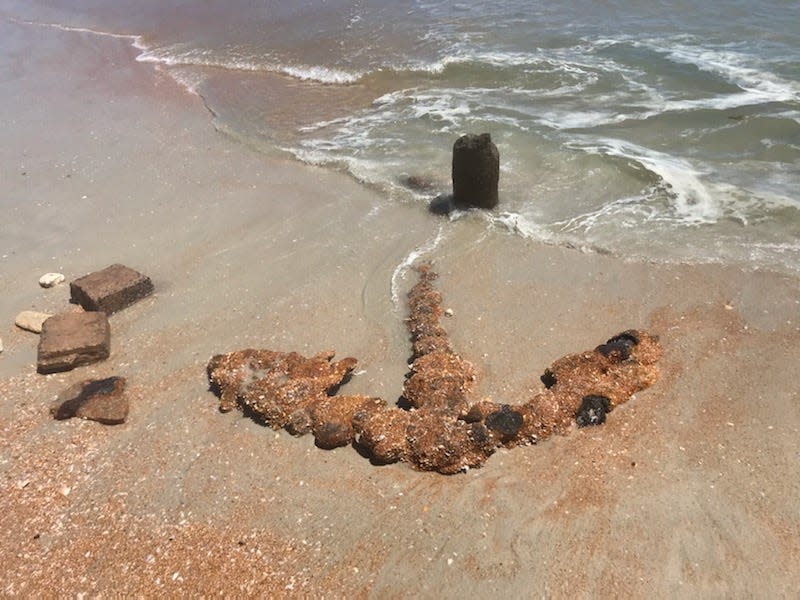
594;35;800;104
135;46;364;85
6;17;144;44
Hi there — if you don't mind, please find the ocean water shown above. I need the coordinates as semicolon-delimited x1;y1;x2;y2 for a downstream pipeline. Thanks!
7;0;800;273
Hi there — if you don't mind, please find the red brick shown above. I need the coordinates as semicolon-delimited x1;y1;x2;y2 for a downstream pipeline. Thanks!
37;312;110;374
51;377;128;424
70;264;153;314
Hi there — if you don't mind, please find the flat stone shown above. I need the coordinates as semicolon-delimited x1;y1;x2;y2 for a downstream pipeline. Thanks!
37;312;110;374
70;264;153;314
50;377;128;424
39;272;65;288
15;311;53;334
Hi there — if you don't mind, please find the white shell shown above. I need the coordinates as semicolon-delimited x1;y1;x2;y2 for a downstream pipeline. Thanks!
39;272;65;288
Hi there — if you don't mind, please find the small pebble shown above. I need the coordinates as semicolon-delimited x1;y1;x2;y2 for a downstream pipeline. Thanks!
15;310;53;333
444;308;454;317
39;272;65;288
0;337;3;353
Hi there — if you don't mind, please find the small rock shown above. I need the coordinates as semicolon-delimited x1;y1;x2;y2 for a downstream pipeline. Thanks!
399;174;438;193
70;263;154;314
15;310;53;334
485;405;524;441
37;311;110;374
595;330;639;361
39;273;65;288
444;308;454;317
575;395;611;427
428;194;455;216
50;376;128;424
0;337;3;353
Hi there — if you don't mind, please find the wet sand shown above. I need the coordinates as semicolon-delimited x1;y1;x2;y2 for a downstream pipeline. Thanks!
2;18;799;597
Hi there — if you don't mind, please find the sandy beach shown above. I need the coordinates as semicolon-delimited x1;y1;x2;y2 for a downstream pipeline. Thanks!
2;17;799;597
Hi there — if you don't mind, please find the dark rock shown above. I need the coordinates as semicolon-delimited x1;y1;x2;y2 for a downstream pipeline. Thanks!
575;395;611;427
428;194;455;215
37;312;110;374
610;330;640;346
70;264;154;314
596;330;640;361
399;174;438;192
451;133;499;210
485;405;524;441
461;402;488;423
50;376;128;424
540;369;557;389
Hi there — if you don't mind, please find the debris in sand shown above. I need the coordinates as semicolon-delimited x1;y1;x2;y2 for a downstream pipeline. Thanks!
399;174;439;193
39;272;65;288
37;311;110;374
206;349;358;424
70;263;154;314
207;266;662;474
15;310;53;334
51;376;128;424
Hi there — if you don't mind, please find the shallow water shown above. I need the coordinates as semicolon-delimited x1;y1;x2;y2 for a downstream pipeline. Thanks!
5;0;799;273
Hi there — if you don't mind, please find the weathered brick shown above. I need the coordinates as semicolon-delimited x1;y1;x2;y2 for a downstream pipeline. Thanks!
37;312;110;374
70;264;153;314
51;377;128;424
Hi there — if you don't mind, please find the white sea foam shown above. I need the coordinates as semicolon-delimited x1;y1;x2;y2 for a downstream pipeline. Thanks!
274;64;363;84
8;17;143;43
288;146;393;188
136;44;363;84
770;110;800;126
6;17;207;99
491;212;554;241
166;67;208;96
488;211;610;256
535;109;632;130
567;138;725;224
519;35;800;130
390;226;446;309
595;36;800;104
554;194;661;234
662;44;800;103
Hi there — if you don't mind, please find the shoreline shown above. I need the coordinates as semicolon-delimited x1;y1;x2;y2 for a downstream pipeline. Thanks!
10;14;799;280
2;16;800;597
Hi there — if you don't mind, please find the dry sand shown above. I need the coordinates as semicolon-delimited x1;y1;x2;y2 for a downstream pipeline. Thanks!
2;17;799;598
